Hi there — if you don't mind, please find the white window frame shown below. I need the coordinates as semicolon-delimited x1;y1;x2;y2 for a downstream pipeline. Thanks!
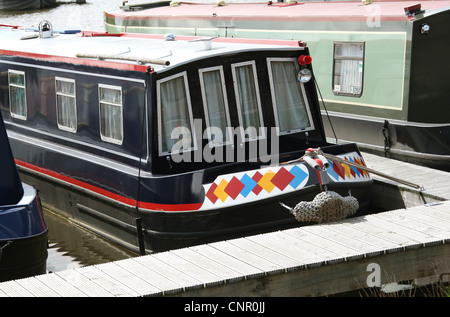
55;77;77;133
231;61;265;142
98;84;123;145
267;57;315;136
332;41;365;97
199;65;232;147
157;71;197;156
8;70;27;120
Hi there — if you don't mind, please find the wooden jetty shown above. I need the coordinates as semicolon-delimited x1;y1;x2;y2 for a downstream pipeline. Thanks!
0;152;449;297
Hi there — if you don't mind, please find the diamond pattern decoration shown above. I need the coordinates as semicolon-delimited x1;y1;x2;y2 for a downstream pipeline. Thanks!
326;154;369;181
203;152;369;205
271;167;295;191
224;176;245;200
205;165;309;204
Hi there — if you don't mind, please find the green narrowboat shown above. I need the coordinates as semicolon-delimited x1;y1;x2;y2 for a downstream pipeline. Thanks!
104;0;450;171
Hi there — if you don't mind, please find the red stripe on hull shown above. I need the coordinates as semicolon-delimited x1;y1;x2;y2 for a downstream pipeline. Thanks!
15;159;203;212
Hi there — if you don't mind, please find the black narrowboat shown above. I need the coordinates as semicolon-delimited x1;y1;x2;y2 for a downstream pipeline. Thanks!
0;23;372;254
0;108;47;282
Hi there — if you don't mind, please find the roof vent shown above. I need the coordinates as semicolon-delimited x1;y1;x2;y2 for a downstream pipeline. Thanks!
189;36;218;50
39;20;53;39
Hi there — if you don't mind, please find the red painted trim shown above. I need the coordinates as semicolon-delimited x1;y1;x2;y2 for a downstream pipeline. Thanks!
0;49;149;73
15;159;203;212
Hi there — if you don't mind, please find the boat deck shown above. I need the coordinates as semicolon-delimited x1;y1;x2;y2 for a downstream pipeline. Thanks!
1;152;449;297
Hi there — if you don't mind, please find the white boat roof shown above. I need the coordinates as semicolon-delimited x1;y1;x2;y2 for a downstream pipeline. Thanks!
0;25;304;73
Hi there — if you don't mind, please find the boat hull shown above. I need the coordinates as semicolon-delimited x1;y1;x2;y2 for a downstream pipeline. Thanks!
15;143;372;254
0;184;48;282
323;112;450;172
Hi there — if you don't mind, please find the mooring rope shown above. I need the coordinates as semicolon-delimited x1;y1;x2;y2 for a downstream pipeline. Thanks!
280;147;423;223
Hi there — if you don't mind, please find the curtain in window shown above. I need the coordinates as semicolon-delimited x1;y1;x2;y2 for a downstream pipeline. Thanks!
9;72;26;119
100;86;123;143
160;75;193;153
57;95;76;130
202;69;228;144
56;80;76;131
10;86;26;118
270;61;311;132
234;64;261;139
334;43;364;95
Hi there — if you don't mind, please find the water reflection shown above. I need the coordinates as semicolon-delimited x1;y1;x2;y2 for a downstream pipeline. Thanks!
45;209;135;273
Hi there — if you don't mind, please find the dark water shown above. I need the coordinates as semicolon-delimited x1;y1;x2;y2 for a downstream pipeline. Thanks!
44;209;135;272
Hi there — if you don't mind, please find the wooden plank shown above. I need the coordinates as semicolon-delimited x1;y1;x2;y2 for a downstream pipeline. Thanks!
284;227;363;259
55;268;116;296
0;280;34;297
337;216;420;248
170;247;242;281
364;212;438;244
209;240;284;273
73;265;138;297
187;244;263;277
245;230;340;265
324;220;401;251
393;207;450;233
300;224;383;256
152;251;223;285
226;236;303;269
95;261;161;296
423;203;450;221
115;257;181;292
133;253;203;290
13;276;60;297
35;272;88;297
385;209;450;240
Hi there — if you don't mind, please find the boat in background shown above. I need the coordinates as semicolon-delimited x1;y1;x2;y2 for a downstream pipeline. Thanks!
104;0;450;171
0;0;57;10
0;23;372;254
0;109;48;283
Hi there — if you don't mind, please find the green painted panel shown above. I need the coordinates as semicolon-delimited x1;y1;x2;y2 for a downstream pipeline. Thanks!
234;29;407;114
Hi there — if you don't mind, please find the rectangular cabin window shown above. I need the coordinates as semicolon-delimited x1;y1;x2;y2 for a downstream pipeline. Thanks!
333;42;364;97
99;84;123;145
267;58;314;135
199;66;232;146
157;72;195;156
8;70;27;120
55;77;77;133
231;61;265;141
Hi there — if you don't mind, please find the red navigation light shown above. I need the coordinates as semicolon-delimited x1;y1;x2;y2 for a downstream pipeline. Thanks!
298;55;312;66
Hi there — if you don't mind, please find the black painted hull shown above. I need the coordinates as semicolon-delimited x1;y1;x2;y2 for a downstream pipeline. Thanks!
0;184;48;282
15;139;372;254
323;112;450;172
